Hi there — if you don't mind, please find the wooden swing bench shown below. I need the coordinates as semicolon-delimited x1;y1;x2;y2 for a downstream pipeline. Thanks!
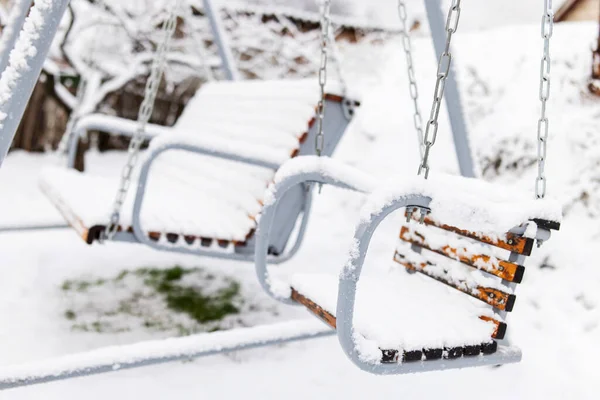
291;211;559;364
254;161;562;372
40;79;360;260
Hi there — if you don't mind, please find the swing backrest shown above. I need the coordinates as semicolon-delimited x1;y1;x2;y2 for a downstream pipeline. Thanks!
394;211;560;339
235;94;359;256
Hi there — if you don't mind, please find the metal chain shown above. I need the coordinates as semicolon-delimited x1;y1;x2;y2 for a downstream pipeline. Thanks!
105;0;182;239
418;0;461;179
536;0;554;199
315;0;331;157
397;0;424;160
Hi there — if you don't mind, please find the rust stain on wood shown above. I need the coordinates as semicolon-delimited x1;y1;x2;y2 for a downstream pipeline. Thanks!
479;316;507;340
39;179;92;244
408;213;534;256
393;252;515;311
148;232;161;242
399;227;525;283
291;288;337;329
299;132;309;143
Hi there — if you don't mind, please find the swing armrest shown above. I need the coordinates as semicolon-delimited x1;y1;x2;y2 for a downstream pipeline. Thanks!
129;138;301;250
253;157;375;304
67;114;171;168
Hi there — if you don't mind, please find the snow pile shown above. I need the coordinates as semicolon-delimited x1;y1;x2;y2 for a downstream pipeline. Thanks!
0;0;31;60
0;319;331;389
358;173;561;236
265;156;376;207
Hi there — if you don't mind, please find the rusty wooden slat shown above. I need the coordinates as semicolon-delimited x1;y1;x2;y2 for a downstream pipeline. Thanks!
399;227;525;283
394;252;516;312
39;180;93;244
408;213;534;256
233;240;248;248
298;132;309;143
166;233;179;243
291;288;337;329
323;93;344;103
479;316;507;340
148;232;161;242
183;235;196;245
532;218;561;231
245;229;256;241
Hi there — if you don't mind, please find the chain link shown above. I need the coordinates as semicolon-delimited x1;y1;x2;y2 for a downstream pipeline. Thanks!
418;0;461;179
397;0;424;160
536;0;554;199
316;0;331;157
104;1;182;239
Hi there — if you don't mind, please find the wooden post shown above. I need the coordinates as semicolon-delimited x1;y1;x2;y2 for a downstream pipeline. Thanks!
589;0;600;95
594;0;600;79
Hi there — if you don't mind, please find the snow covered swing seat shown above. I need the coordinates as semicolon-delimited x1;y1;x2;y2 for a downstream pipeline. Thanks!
255;158;562;374
40;80;359;259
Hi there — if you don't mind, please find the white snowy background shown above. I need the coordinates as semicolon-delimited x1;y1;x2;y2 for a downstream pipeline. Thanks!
0;0;598;399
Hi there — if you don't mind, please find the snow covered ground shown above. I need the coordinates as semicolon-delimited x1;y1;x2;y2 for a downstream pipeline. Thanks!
0;19;599;400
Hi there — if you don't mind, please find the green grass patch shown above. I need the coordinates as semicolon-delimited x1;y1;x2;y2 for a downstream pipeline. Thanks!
61;266;245;334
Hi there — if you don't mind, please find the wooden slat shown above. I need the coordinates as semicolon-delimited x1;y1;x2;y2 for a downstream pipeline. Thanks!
480;316;507;340
291;288;499;363
407;213;534;256
399;227;525;283
394;252;516;312
532;218;561;231
39;180;93;244
291;289;336;329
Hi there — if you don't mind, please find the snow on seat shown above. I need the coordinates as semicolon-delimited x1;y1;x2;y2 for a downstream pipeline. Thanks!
41;79;357;246
40;147;275;244
290;271;501;363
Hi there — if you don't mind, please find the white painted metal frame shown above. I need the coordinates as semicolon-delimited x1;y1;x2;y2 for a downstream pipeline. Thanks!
202;0;240;80
0;0;33;75
0;319;334;390
0;0;71;165
424;0;476;178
